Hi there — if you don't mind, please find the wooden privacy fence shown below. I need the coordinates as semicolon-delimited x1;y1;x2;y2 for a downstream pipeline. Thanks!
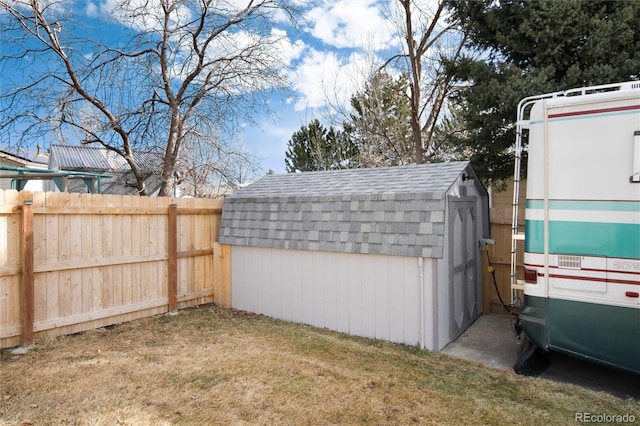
482;180;527;314
0;190;230;349
482;207;525;314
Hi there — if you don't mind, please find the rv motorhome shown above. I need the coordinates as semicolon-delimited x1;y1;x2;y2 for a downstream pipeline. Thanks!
511;81;640;375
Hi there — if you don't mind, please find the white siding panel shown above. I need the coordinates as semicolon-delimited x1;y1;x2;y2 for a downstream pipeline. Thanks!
403;258;421;346
263;248;280;319
388;258;405;343
360;255;377;339
334;254;350;334
230;246;435;348
230;247;253;313
421;258;438;351
288;249;303;323
374;258;390;340
274;248;285;319
280;248;292;322
253;247;267;315
347;255;363;337
323;251;338;332
311;252;325;328
301;252;314;326
436;256;450;350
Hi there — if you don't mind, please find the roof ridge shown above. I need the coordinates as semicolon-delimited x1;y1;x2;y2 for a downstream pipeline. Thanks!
231;161;472;199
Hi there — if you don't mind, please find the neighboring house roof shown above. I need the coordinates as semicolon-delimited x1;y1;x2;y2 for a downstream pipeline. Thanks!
0;145;49;167
220;161;486;258
49;144;162;173
49;144;164;195
0;146;49;191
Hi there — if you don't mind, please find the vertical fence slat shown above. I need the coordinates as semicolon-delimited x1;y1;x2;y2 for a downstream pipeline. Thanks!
20;200;34;346
168;204;178;313
57;192;72;320
32;192;46;325
213;243;232;308
45;192;60;323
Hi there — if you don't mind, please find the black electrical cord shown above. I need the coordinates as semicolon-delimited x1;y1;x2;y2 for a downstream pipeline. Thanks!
484;248;524;340
485;249;516;316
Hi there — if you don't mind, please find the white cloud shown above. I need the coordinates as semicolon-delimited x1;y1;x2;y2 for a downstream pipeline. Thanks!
269;28;306;65
305;0;394;50
85;2;99;17
288;47;375;111
96;0;192;33
2;0;74;16
289;49;339;110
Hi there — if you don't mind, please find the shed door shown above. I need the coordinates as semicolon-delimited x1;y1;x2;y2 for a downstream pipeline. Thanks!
448;197;479;340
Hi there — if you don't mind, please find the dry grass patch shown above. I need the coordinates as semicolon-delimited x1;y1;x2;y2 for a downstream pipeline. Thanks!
1;305;638;425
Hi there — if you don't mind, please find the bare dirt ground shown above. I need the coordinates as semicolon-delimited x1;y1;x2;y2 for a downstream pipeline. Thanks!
1;305;638;425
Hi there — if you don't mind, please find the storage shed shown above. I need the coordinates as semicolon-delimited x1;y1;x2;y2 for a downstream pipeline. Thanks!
219;161;490;351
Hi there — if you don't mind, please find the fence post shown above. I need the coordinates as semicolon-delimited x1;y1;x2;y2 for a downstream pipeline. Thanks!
168;204;178;313
20;200;34;346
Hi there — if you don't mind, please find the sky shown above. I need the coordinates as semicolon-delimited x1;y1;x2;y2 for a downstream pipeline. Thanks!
0;0;444;176
233;0;403;174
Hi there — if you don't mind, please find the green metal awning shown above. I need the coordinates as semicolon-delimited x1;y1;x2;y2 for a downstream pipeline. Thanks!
0;166;112;194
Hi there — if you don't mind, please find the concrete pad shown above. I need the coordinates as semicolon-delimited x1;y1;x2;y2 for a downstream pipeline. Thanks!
442;314;520;371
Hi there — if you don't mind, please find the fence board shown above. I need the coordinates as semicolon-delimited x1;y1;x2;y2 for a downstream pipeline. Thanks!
122;199;132;313
33;192;46;325
213;243;232;307
20;200;34;345
483;207;525;314
130;195;143;308
0;190;19;347
58;192;72;320
90;193;104;316
0;190;5;341
0;190;229;348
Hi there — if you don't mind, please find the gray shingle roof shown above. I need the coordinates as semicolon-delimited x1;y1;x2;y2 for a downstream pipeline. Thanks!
220;162;475;258
231;161;469;197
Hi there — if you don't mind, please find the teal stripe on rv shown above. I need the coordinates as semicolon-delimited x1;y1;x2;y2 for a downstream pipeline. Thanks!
526;200;640;212
525;220;640;259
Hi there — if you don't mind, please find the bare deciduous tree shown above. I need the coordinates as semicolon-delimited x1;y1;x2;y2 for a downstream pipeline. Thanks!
385;0;465;164
177;135;260;198
322;1;465;167
0;0;296;195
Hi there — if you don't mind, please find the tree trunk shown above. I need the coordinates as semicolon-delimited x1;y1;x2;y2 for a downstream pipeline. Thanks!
159;148;178;197
159;116;181;197
130;162;148;196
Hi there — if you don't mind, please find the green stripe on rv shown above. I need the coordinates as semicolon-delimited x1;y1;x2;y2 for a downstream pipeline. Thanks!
526;200;640;212
520;295;640;375
525;220;640;258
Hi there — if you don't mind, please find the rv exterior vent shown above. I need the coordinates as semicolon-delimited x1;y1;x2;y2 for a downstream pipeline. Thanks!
631;82;640;90
558;255;582;269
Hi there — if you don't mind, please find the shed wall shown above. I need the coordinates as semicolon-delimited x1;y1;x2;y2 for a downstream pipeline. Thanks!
231;246;439;350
